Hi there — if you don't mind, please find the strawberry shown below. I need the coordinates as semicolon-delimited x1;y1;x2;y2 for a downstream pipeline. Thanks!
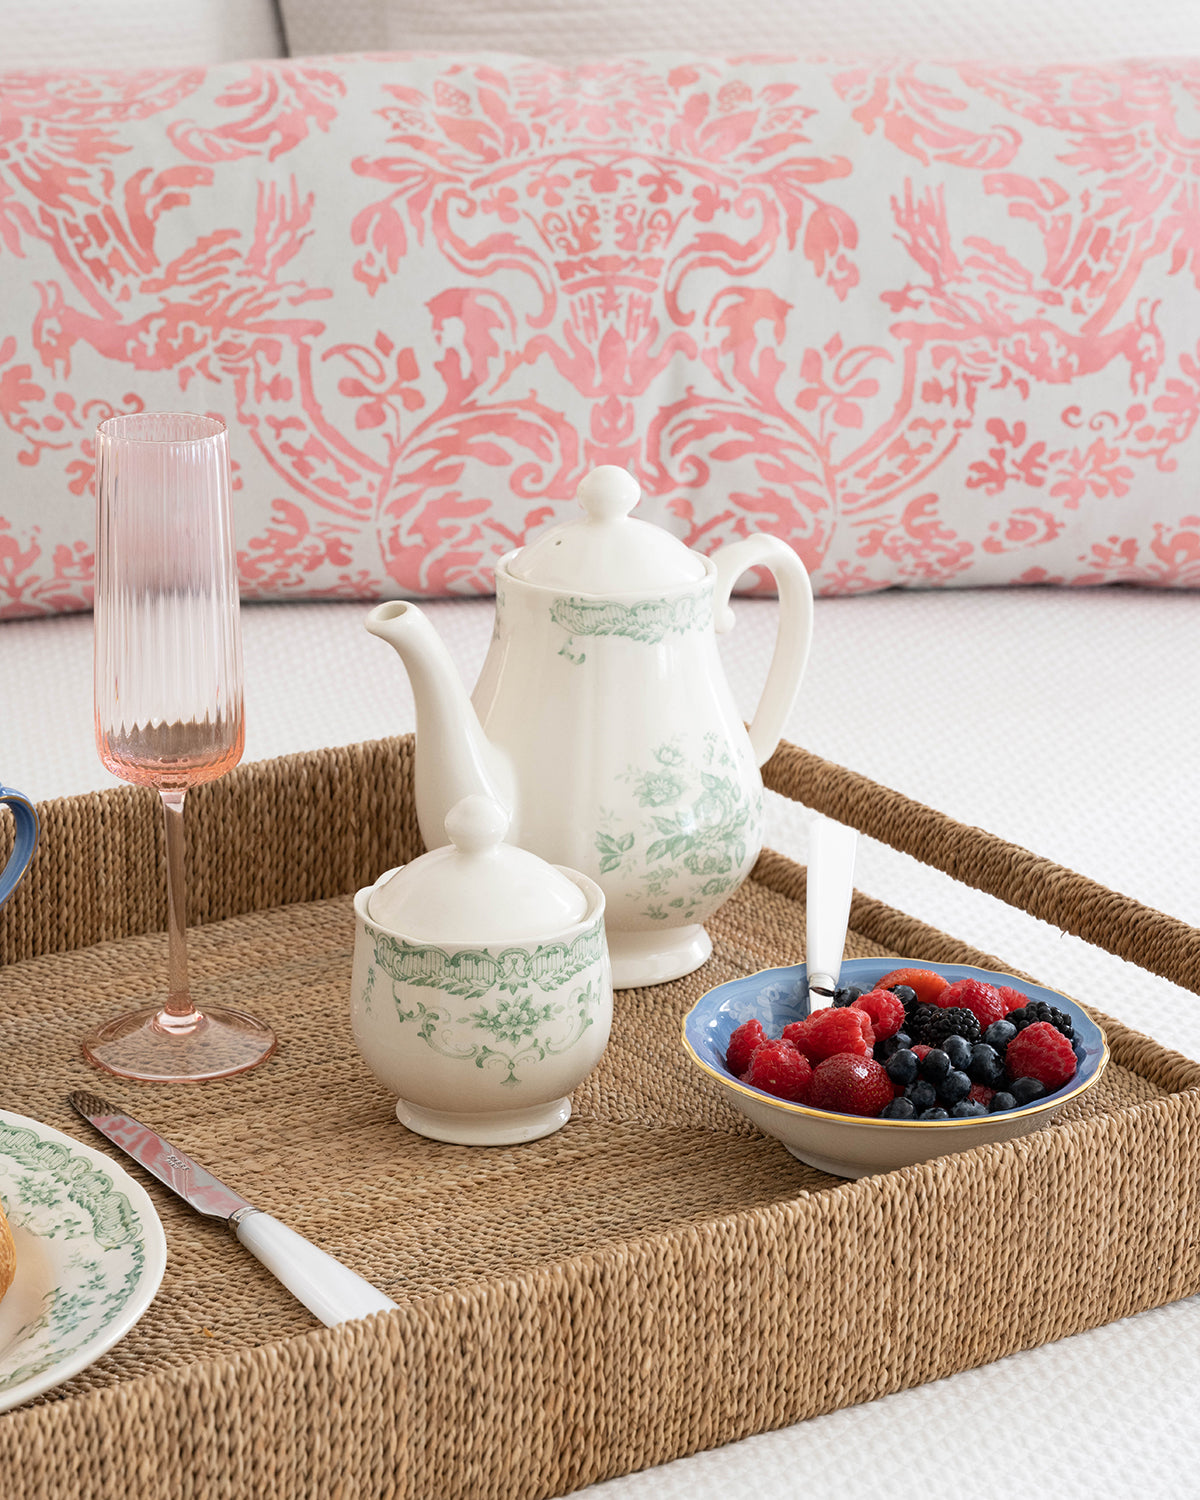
852;988;905;1040
725;1019;768;1077
784;1007;873;1064
1004;1021;1077;1092
997;985;1029;1015
741;1039;813;1102
807;1054;894;1117
937;978;1007;1032
875;967;949;1007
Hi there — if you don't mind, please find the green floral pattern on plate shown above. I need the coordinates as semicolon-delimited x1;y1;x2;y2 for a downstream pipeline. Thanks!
0;1112;164;1410
550;593;712;663
595;735;762;923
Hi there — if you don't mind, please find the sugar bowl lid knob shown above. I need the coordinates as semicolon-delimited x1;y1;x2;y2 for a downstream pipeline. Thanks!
444;794;509;855
366;795;589;943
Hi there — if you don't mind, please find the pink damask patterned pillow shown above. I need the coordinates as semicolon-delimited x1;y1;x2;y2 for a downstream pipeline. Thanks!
2;54;1199;616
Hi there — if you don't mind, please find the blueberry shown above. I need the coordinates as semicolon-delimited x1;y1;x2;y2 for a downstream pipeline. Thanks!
938;1068;972;1105
1009;1076;1047;1106
876;1032;912;1062
984;1019;1018;1051
905;1080;938;1112
942;1034;972;1070
881;1096;916;1120
917;1107;949;1120
919;1048;951;1085
833;984;865;1008
950;1100;989;1118
889;985;918;1008
967;1043;1006;1089
989;1091;1017;1113
885;1048;919;1086
1073;1040;1087;1065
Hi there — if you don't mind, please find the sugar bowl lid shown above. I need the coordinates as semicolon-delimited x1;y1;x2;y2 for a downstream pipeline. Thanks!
506;465;708;594
366;795;588;944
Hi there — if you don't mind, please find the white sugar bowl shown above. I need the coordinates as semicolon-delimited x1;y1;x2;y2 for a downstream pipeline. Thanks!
350;795;612;1146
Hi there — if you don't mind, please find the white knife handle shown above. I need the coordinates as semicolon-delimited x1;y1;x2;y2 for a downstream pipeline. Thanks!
805;817;858;1008
232;1209;398;1326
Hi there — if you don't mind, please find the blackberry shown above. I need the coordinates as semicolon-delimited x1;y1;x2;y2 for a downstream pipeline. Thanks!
1008;1001;1074;1040
832;984;865;1008
909;1005;982;1048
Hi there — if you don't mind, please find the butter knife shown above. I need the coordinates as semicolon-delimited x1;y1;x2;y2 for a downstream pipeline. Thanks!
69;1091;397;1327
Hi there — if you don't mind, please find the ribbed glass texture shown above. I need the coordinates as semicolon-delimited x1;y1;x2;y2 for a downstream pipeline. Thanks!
94;414;245;791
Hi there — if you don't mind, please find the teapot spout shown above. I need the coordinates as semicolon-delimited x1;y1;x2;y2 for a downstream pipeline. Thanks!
366;601;513;849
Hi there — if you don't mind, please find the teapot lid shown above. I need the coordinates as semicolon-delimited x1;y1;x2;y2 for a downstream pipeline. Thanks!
366;795;589;943
507;466;708;593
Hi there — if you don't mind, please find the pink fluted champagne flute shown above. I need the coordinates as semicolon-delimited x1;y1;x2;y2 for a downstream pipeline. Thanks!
84;413;276;1081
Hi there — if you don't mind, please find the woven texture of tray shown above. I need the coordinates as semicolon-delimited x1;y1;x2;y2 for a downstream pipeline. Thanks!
0;738;1197;1500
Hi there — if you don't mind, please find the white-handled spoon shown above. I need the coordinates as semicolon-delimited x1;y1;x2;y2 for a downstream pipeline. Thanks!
805;816;859;1011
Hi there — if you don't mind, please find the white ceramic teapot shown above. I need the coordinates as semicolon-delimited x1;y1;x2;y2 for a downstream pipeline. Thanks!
366;466;814;988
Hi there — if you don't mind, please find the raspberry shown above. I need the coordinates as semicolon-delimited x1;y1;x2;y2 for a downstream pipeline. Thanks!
967;1083;996;1107
742;1040;813;1101
785;1007;873;1064
726;1019;768;1077
911;1044;932;1060
997;986;1028;1015
876;967;949;1007
1004;1022;1077;1092
852;988;905;1040
807;1054;895;1117
937;978;1007;1032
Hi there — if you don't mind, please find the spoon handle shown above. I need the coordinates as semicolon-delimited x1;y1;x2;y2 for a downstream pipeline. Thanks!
805;817;858;1009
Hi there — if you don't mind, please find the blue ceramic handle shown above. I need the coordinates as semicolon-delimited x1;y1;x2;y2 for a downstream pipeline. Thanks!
0;786;38;907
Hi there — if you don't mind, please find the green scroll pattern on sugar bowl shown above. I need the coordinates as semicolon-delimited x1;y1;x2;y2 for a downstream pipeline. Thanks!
392;979;601;1086
371;919;605;999
550;593;712;663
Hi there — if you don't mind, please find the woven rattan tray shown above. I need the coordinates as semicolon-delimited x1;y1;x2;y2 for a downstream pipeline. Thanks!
0;737;1197;1499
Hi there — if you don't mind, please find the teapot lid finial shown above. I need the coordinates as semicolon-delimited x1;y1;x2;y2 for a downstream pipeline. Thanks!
505;464;708;593
578;465;640;524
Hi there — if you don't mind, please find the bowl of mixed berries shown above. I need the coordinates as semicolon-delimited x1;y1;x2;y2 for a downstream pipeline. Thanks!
682;958;1108;1177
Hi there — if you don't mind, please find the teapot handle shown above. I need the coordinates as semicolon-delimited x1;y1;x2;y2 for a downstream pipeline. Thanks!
711;536;814;768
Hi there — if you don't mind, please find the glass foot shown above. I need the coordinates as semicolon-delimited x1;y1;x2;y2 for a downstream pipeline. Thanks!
81;1004;276;1082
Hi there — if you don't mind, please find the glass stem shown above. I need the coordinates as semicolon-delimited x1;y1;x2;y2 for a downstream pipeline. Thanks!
160;789;194;1019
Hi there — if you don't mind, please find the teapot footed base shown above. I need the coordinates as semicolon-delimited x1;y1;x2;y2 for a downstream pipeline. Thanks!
608;923;713;990
394;1095;572;1146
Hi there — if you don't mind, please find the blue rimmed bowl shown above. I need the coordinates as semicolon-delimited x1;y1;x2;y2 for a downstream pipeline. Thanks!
683;958;1109;1178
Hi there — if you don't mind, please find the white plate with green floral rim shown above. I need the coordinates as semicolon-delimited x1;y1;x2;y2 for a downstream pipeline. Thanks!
0;1109;166;1411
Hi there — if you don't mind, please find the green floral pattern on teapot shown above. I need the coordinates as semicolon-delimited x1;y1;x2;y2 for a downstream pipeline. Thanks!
550;593;712;663
594;735;761;923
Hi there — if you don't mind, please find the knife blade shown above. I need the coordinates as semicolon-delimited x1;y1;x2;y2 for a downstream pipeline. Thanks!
69;1091;397;1327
